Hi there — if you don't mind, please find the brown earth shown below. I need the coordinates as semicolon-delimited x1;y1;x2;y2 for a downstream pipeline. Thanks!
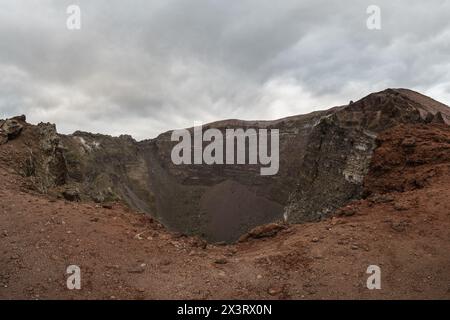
1;124;449;299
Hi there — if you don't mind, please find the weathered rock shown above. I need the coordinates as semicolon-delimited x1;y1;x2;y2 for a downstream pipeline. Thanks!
24;123;68;191
62;188;81;202
424;112;435;123
127;265;146;274
285;114;377;223
190;237;208;249
102;203;113;209
214;258;228;264
92;194;105;203
11;115;26;122
238;223;285;242
268;287;283;296
0;118;23;141
0;132;7;145
431;112;446;124
336;205;356;217
393;201;410;211
369;194;394;204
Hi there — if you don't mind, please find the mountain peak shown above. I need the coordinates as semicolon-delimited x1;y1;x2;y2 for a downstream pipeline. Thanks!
343;88;450;127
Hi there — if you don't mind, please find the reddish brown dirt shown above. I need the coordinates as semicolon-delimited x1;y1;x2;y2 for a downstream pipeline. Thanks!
1;124;450;300
364;124;450;194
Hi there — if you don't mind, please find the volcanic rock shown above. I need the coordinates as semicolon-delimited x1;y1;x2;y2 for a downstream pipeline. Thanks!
238;223;286;242
0;118;23;143
1;88;449;243
62;188;81;202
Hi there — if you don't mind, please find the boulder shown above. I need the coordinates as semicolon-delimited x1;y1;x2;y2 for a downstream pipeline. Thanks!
11;115;26;122
238;223;285;242
0;118;23;142
431;112;447;124
62;188;81;202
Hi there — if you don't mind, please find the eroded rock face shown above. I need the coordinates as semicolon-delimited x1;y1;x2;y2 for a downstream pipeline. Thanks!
21;123;68;193
60;131;155;212
38;123;68;187
284;114;377;223
3;88;450;242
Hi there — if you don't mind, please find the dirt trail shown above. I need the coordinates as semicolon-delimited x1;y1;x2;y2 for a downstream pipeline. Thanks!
0;124;450;299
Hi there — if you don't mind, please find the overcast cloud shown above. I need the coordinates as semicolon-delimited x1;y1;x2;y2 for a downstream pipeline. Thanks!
1;0;449;139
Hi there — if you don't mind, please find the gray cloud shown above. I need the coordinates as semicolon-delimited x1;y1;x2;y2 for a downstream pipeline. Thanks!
0;0;449;139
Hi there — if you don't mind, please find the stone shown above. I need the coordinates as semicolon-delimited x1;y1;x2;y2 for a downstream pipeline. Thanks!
268;287;282;296
214;258;228;265
393;201;409;211
127;265;145;274
62;188;81;202
0;118;23;141
431;112;446;124
191;237;208;249
92;194;105;203
391;221;408;232
336;206;356;217
238;223;285;242
102;203;113;209
11;115;26;122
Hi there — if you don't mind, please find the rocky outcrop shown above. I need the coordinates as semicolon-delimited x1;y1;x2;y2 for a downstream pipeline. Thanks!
285;88;450;223
284;114;377;223
0;115;25;144
37;123;68;187
62;188;81;202
21;122;68;193
60;131;156;212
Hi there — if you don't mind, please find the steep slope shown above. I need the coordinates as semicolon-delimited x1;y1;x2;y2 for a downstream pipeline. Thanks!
0;122;449;299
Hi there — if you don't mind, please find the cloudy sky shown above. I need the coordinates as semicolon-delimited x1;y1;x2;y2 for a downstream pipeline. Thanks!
1;0;449;139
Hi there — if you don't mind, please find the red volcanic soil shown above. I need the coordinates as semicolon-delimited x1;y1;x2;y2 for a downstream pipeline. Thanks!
0;124;450;299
